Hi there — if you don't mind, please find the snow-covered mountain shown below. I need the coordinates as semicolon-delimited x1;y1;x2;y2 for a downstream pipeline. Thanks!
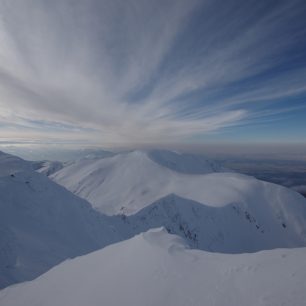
0;151;122;289
124;193;306;253
48;150;306;253
50;150;230;215
1;149;306;293
1;228;305;306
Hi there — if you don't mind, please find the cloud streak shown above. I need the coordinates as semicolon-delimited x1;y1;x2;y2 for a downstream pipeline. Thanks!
0;0;305;145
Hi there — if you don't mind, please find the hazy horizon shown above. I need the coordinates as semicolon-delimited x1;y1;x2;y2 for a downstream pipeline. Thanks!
1;142;306;162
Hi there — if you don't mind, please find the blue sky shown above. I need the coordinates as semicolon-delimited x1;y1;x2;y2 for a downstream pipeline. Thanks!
0;0;306;147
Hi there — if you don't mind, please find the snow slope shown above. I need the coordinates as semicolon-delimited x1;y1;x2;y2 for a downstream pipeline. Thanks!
124;194;306;253
51;150;306;223
49;150;231;215
49;150;306;252
1;228;305;306
0;151;122;289
0;151;31;177
35;160;64;176
2;150;306;291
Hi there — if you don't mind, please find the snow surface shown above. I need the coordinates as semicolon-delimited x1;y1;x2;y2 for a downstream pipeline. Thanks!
48;150;239;215
0;151;122;289
35;160;64;176
2;149;306;297
124;194;306;253
50;150;306;224
0;151;31;177
48;150;306;252
1;228;305;306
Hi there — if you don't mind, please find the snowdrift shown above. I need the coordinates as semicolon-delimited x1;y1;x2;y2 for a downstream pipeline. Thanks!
1;228;305;306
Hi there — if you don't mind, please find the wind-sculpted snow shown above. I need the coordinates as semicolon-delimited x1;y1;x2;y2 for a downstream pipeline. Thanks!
1;229;305;306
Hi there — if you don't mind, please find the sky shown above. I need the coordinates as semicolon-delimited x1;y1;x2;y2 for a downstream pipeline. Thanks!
0;0;306;150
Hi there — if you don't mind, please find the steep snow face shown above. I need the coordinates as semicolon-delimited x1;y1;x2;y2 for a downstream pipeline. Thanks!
1;228;305;306
51;151;176;214
0;153;122;289
125;194;306;253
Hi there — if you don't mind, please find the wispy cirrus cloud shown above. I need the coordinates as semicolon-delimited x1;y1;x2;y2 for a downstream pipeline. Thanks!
0;0;305;146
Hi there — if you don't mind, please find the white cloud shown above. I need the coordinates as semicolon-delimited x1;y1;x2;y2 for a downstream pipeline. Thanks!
0;0;305;145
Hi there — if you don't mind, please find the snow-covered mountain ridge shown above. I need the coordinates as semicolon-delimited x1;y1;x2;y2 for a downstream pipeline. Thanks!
49;150;233;215
48;150;306;253
125;193;306;253
1;149;306;291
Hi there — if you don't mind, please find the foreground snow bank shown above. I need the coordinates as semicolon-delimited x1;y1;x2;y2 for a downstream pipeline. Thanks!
1;228;305;306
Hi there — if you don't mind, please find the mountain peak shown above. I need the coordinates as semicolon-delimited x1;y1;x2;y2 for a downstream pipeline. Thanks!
49;150;225;215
